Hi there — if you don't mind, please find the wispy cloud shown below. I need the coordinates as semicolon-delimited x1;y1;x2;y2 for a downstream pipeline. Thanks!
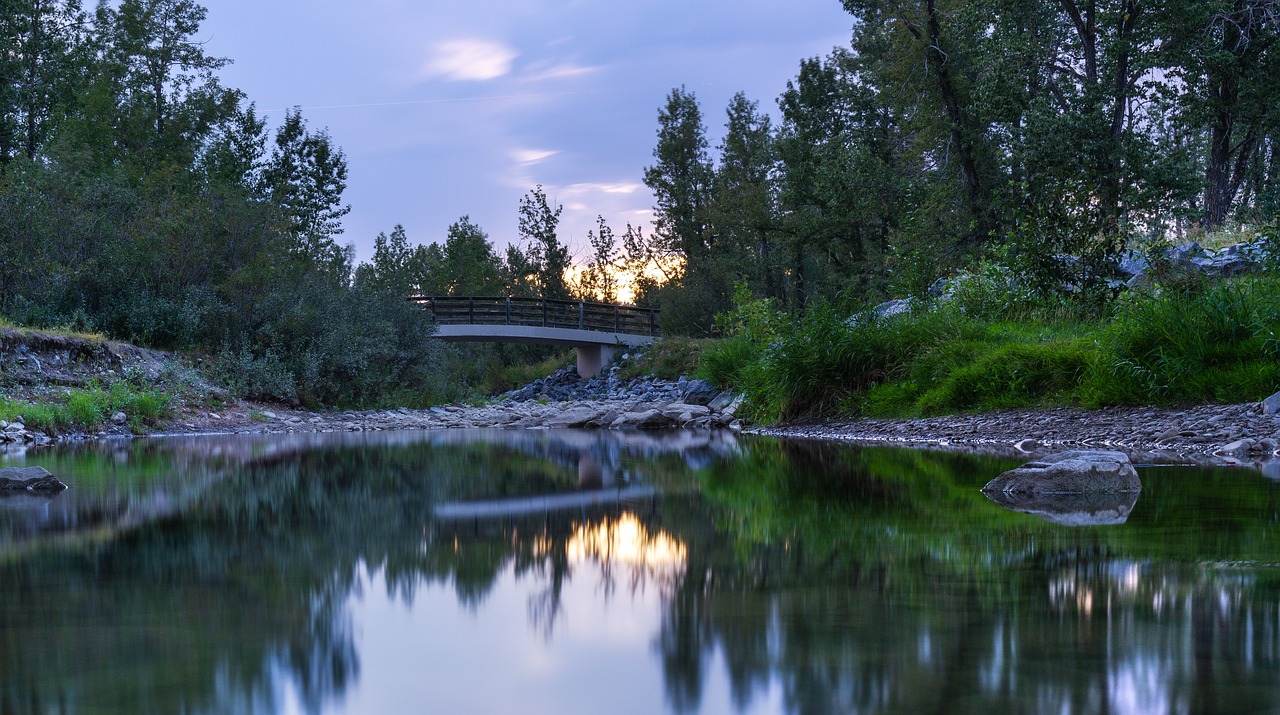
511;148;559;164
521;61;603;82
561;181;644;195
422;39;518;81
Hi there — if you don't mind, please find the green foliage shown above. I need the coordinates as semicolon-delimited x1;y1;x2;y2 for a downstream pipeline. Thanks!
705;274;1280;423
617;338;709;382
1085;277;1280;405
0;378;171;433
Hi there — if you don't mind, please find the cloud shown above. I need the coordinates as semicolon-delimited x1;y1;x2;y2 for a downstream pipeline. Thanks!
422;39;518;81
521;61;603;82
511;148;559;164
561;182;644;195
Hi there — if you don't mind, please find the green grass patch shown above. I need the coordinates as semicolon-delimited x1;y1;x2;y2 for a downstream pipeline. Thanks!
0;380;172;434
701;276;1280;423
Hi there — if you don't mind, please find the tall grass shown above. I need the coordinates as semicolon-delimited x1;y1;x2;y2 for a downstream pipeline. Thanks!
700;276;1280;422
1084;277;1280;405
0;380;172;434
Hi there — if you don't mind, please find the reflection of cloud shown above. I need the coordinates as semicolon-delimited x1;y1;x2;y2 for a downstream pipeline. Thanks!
423;39;518;81
511;148;559;165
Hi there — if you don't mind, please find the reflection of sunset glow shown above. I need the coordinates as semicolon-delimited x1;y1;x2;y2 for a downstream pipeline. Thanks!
565;513;687;579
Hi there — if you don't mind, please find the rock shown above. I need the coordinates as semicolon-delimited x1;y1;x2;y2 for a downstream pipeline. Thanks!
873;298;913;320
982;450;1141;495
680;379;721;406
1117;251;1149;278
709;391;743;413
111;411;127;425
611;409;669;430
1262;391;1280;415
928;277;952;298
0;466;68;494
1166;242;1203;265
1215;438;1255;458
1014;438;1040;452
545;406;602;428
660;403;710;420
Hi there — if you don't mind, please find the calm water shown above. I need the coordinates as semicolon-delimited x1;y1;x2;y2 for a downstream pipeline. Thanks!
2;429;1280;714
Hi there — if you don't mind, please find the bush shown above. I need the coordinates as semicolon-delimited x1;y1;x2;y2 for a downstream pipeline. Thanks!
1084;277;1280;405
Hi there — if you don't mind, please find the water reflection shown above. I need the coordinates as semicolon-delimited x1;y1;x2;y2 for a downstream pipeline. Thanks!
0;433;1278;714
983;489;1140;525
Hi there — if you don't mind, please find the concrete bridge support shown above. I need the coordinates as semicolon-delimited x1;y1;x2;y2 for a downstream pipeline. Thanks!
432;324;650;379
576;344;620;379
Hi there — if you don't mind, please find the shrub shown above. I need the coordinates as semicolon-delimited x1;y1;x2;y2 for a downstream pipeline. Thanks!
1084;277;1280;405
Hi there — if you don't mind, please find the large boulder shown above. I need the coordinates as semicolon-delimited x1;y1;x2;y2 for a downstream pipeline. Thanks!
0;466;68;494
680;379;721;406
982;450;1141;495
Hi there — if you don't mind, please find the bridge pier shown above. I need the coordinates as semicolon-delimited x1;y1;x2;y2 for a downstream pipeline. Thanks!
576;344;620;379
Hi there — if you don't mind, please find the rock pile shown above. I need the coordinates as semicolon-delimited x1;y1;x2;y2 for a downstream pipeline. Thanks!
0;420;53;447
500;358;709;404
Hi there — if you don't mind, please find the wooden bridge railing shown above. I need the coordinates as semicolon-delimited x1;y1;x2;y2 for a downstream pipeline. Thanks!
408;296;660;337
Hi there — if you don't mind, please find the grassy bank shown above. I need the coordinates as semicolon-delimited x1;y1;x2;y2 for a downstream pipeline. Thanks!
0;379;172;434
698;276;1280;423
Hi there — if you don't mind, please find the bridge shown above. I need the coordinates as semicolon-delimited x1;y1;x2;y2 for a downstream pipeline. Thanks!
410;296;660;377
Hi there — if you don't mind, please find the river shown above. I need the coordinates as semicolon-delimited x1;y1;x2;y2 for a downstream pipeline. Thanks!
1;429;1278;714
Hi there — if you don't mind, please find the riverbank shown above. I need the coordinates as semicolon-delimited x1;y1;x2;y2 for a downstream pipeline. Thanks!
755;400;1280;470
133;392;1280;474
5;323;1280;472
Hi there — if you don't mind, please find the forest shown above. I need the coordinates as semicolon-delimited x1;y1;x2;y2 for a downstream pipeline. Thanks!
2;0;1278;409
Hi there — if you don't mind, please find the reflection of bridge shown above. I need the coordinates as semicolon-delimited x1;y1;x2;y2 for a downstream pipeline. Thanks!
410;296;660;377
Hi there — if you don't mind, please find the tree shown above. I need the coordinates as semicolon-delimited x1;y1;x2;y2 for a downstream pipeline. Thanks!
262;108;351;270
644;86;714;271
710;92;779;300
0;0;88;162
577;215;619;302
99;0;237;168
437;217;504;295
516;184;570;299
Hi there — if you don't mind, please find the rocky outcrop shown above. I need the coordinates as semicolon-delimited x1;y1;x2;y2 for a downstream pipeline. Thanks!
0;466;68;494
982;450;1141;495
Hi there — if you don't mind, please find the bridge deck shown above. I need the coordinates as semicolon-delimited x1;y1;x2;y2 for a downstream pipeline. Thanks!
410;296;660;377
410;296;659;337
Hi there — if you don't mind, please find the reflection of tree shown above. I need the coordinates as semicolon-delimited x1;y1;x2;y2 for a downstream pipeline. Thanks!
5;434;1280;714
0;438;593;714
648;439;1280;715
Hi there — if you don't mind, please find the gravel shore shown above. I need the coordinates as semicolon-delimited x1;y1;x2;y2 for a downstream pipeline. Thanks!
754;401;1280;471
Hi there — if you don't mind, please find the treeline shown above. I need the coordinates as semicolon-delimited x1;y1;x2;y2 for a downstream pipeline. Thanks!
632;0;1280;333
0;0;455;405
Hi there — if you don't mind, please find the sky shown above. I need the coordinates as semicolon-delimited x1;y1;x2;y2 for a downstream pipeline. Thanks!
197;0;855;265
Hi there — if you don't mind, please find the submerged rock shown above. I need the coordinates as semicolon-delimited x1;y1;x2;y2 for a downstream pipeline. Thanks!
982;450;1141;495
0;466;68;494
